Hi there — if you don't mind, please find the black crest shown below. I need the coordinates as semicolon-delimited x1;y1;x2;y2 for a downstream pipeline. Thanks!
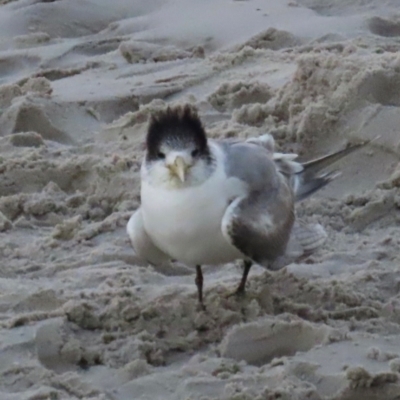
146;104;209;161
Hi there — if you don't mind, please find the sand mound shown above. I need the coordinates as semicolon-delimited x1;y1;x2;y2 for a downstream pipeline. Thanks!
220;316;334;365
368;16;400;37
208;81;274;112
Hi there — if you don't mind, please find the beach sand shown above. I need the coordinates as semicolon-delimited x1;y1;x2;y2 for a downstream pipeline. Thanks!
1;0;400;399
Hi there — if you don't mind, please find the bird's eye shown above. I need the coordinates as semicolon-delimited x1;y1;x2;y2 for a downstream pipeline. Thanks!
157;152;165;159
191;149;199;157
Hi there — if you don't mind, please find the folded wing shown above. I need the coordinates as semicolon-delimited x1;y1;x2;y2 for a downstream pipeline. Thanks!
127;208;171;266
219;134;373;264
219;140;295;264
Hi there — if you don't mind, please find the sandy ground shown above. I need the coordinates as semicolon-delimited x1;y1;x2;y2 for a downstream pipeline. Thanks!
1;0;400;399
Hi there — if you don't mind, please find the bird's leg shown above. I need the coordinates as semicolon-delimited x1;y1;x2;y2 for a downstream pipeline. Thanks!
195;265;206;310
235;259;253;295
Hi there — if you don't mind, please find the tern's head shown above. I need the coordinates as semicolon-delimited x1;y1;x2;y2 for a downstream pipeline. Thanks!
143;105;214;188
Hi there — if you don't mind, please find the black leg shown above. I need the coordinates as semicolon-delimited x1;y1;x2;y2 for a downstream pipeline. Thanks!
195;265;205;310
235;260;253;295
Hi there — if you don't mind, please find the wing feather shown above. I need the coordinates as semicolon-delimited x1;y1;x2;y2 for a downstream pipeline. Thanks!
127;208;171;265
221;175;295;265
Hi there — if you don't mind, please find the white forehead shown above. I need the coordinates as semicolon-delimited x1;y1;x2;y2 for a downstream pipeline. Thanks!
159;141;196;153
165;149;193;164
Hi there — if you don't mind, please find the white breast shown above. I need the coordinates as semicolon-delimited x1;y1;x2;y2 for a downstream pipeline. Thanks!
141;153;246;266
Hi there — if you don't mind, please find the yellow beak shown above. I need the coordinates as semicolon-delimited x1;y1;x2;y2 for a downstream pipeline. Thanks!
169;156;186;182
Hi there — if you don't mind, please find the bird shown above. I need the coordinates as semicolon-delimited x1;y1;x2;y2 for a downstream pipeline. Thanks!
127;104;371;309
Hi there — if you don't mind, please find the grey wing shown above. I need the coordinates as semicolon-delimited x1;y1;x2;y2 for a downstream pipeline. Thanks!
127;208;171;266
219;141;295;264
221;178;295;264
219;134;275;154
218;133;371;264
220;133;373;202
269;220;327;270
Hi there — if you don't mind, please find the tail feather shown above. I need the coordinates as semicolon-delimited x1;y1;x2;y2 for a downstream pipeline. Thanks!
294;137;378;202
301;141;368;173
250;132;378;201
294;170;341;201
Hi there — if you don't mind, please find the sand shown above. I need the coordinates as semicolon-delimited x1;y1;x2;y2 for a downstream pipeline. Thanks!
1;0;400;399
